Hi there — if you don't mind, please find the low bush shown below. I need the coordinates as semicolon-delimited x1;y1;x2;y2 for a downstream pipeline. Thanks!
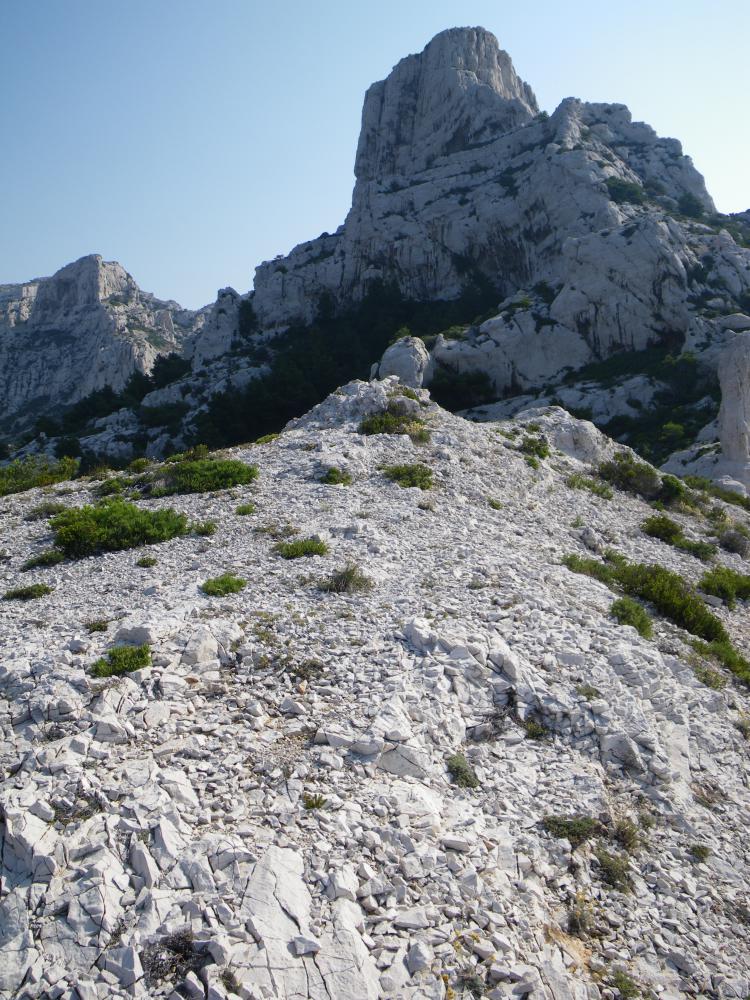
599;451;661;499
382;463;433;490
594;847;631;891
689;844;711;862
91;643;151;677
320;467;352;486
25;501;68;521
85;619;109;633
318;563;373;594
699;565;750;609
719;529;750;558
235;503;256;515
3;583;54;601
542;815;601;850
136;555;157;568
519;435;550;460
50;498;189;557
193;520;217;537
691;639;750;685
21;549;65;571
606;177;646;205
274;538;329;559
566;474;613;500
0;455;78;497
642;513;716;561
148;459;258;496
129;457;150;473
446;753;480;789
253;432;280;445
200;573;246;596
611;597;653;638
302;792;327;810
359;401;430;442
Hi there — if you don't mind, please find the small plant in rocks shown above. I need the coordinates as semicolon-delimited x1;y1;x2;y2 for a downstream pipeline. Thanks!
274;538;329;559
576;683;601;700
519;435;550;460
522;718;548;740
594;847;631;892
382;463;433;490
25;500;68;521
689;843;711;863
21;549;65;571
488;497;503;510
642;513;716;561
3;583;54;601
128;457;150;473
699;565;750;609
599;451;661;499
567;891;595;936
91;643;151;677
136;555;158;568
85;619;110;633
608;970;641;999
359;401;430;442
201;574;246;596
318;563;373;594
566;473;613;499
610;597;653;638
235;502;256;515
320;467;352;486
542;815;601;850
50;498;189;557
148;459;258;496
192;520;217;536
613;818;640;853
719;528;750;557
446;753;479;789
302;792;327;810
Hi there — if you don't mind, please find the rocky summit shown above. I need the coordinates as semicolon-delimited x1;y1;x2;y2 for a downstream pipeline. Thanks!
1;25;750;1000
1;381;750;999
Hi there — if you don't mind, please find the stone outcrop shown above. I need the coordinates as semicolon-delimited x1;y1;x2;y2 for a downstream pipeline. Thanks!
0;255;204;431
370;335;430;387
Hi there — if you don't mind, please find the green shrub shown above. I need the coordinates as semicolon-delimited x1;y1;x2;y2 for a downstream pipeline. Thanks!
95;477;129;497
25;501;68;521
566;474;613;500
719;529;750;558
613;818;640;853
382;463;433;490
128;457;150;473
136;555;157;568
689;844;711;862
606;177;645;205
678;192;705;218
608;971;640;999
446;753;480;789
599;452;661;499
642;513;716;561
85;619;109;633
488;498;503;510
50;498;189;558
359;402;430;442
21;549;65;571
690;639;750;685
611;597;653;638
91;643;151;677
200;573;246;596
302;792;327;810
699;565;750;608
594;847;631;891
149;459;258;496
235;503;256;515
519;435;550;460
193;520;217;536
3;583;54;601
274;538;329;559
320;467;352;486
542;815;600;850
253;432;280;445
0;455;78;497
523;719;548;740
318;563;373;594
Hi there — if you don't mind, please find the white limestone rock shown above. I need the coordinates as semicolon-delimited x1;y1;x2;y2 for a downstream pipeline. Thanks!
371;336;430;387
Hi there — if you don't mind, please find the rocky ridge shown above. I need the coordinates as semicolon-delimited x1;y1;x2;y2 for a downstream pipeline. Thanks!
1;378;749;999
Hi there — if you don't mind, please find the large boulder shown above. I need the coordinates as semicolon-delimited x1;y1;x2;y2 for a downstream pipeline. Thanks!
371;336;430;387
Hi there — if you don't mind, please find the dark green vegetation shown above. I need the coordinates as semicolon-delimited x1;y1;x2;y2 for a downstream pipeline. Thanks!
563;552;750;683
273;538;329;559
359;401;429;442
610;597;653;638
594;847;632;892
542;815;601;849
193;520;217;536
195;280;498;448
599;451;662;499
3;583;54;601
148;459;257;496
90;643;151;677
85;619;110;633
318;563;373;594
519;435;550;460
698;566;750;609
25;500;68;521
136;555;158;568
685;476;750;514
235;503;256;515
302;793;327;811
320;467;353;486
382;463;433;490
446;753;480;789
200;574;247;596
566;473;613;500
50;498;189;558
642;513;716;561
21;549;65;571
606;177;646;205
0;455;78;496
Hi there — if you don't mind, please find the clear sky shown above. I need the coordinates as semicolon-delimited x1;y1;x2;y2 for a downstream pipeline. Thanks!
1;0;747;309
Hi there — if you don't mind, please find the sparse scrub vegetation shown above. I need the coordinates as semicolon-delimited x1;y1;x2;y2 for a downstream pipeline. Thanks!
542;815;600;849
599;451;661;499
274;538;329;559
3;583;54;601
382;463;433;490
698;565;750;608
0;455;78;497
25;500;68;521
302;792;327;810
359;401;430;442
719;528;750;558
318;563;373;594
91;643;151;677
85;619;110;633
200;574;247;596
50;498;188;557
235;503;256;515
21;549;65;571
192;520;217;536
136;555;157;568
594;847;631;891
566;473;613;499
611;597;653;638
320;467;352;486
148;458;258;496
642;513;716;561
446;753;480;789
519;435;550;460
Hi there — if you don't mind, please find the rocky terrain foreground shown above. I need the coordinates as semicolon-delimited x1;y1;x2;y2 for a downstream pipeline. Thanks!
1;379;749;999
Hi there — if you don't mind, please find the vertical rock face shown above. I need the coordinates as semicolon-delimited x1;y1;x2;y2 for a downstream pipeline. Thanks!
0;255;203;430
719;334;750;463
354;26;538;181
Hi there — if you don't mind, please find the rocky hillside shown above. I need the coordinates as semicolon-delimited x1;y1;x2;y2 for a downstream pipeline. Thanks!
0;256;206;435
1;379;749;999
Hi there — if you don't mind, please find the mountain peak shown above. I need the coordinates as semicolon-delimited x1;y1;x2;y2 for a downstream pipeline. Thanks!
354;26;538;181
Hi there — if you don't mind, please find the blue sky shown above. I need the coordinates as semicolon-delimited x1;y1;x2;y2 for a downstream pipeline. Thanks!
2;0;747;308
